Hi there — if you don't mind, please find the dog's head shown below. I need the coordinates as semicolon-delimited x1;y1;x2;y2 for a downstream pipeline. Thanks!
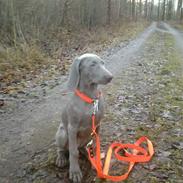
67;53;113;91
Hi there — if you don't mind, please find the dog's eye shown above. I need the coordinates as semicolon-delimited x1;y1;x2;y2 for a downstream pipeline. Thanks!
91;62;97;67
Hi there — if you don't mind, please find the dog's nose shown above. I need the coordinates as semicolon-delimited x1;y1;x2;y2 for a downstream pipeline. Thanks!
106;75;113;82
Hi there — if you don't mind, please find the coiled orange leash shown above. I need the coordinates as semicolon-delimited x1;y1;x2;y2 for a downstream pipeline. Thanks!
75;89;154;182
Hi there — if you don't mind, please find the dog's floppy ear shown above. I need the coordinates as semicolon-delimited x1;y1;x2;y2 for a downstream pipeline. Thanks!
67;57;82;91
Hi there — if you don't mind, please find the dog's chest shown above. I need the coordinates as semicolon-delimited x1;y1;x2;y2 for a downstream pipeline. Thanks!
77;108;102;147
76;98;104;147
79;101;103;130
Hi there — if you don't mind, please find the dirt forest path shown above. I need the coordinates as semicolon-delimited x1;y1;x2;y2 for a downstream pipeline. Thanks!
0;22;183;183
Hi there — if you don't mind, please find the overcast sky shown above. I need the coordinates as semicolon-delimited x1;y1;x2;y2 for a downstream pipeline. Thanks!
154;0;178;7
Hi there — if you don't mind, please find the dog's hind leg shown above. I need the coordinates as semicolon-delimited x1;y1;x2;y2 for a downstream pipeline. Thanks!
55;123;68;168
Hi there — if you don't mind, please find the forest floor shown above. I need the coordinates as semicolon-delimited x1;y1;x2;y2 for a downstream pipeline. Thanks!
0;21;148;97
0;22;183;183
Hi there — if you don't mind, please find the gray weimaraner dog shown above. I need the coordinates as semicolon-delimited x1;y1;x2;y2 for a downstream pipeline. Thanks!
55;53;113;183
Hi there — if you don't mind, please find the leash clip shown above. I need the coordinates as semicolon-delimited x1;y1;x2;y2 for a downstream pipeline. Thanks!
86;139;93;148
86;139;94;158
93;99;99;115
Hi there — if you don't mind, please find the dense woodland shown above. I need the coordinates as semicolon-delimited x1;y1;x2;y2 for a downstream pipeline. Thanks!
0;0;182;46
0;0;183;90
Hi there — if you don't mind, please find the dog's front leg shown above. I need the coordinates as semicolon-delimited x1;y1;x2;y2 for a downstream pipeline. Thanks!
68;123;82;183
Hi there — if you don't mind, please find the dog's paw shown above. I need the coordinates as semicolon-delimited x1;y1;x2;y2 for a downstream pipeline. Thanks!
69;167;83;183
56;153;68;168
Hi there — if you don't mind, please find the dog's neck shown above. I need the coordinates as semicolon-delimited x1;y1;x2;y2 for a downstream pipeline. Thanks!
77;81;99;99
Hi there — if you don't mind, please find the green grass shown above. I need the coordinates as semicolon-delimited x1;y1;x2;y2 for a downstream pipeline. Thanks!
160;35;183;113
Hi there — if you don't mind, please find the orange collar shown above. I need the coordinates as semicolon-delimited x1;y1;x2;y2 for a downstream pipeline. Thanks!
75;89;101;104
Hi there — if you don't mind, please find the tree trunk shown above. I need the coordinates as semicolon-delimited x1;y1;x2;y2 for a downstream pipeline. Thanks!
144;0;148;18
132;0;135;19
150;0;154;19
181;8;183;21
158;0;161;20
10;0;17;47
107;0;111;25
162;0;166;21
61;0;69;25
139;0;142;17
123;0;128;21
119;0;124;19
167;0;173;20
177;0;183;21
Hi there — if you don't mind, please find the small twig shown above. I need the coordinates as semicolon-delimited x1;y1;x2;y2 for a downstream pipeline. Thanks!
0;97;26;102
31;140;55;158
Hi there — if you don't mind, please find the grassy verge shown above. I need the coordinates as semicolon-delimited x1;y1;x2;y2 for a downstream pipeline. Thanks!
135;34;183;182
98;32;183;182
0;21;149;94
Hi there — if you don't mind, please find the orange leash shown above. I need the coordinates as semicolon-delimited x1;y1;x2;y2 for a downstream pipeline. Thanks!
86;115;154;182
75;89;154;182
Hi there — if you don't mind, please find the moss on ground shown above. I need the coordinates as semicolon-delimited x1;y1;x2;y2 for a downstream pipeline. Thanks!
99;32;183;183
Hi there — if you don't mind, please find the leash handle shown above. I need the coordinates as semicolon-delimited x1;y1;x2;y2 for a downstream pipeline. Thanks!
86;115;155;182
